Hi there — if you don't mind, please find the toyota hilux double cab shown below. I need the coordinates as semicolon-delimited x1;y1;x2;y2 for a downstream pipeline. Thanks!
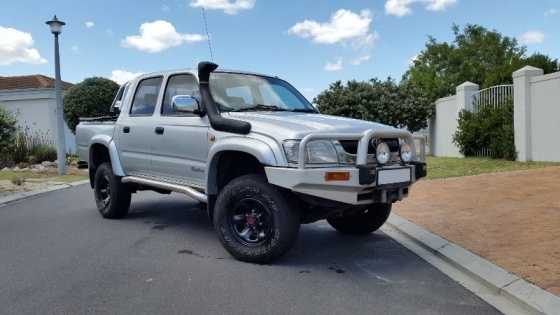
76;62;427;263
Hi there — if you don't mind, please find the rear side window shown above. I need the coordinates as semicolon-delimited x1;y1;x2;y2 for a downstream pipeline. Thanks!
162;74;199;116
130;77;163;116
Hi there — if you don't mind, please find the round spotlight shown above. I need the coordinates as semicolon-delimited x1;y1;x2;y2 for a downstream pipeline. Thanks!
400;143;413;162
376;142;391;164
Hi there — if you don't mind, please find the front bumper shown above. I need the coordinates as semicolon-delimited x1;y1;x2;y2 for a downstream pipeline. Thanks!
265;162;426;205
266;129;427;205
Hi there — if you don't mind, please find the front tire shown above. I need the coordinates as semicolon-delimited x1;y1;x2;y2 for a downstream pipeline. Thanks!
93;163;131;219
327;203;391;235
213;174;300;263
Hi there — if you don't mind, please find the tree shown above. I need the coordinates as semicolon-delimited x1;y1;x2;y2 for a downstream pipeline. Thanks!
63;77;120;132
403;24;559;104
314;78;432;132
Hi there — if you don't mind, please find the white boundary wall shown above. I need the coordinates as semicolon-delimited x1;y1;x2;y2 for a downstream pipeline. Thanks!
513;66;560;162
431;66;560;162
430;82;479;158
0;88;76;153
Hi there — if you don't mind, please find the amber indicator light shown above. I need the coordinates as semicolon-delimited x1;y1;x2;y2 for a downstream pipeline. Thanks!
325;172;350;181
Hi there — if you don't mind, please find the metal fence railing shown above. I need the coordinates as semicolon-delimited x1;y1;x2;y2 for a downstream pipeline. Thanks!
470;84;513;157
472;84;513;113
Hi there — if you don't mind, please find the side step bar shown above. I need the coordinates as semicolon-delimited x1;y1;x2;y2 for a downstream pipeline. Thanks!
121;176;208;203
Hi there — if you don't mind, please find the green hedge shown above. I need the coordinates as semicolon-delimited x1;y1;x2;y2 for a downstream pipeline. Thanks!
453;102;516;160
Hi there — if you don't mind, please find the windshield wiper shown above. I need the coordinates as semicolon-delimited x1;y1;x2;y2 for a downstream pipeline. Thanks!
232;104;290;112
288;108;318;113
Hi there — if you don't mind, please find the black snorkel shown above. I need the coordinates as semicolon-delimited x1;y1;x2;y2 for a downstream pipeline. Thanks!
198;61;251;135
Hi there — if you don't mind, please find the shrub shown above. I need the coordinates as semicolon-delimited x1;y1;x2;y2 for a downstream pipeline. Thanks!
12;128;56;164
0;108;17;166
29;145;57;164
453;102;516;160
64;77;120;133
12;130;30;164
11;177;25;186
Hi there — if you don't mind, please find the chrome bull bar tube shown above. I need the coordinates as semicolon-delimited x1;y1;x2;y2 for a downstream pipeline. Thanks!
297;129;417;169
356;130;416;165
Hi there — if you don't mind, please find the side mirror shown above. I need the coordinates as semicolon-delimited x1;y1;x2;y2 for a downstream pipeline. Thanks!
172;95;201;115
111;100;122;114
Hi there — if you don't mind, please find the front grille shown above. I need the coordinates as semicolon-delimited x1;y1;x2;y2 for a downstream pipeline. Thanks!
339;138;400;154
339;140;360;154
379;138;400;152
339;138;402;165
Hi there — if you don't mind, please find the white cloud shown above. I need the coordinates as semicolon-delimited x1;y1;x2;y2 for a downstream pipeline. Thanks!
385;0;456;17
190;0;255;15
517;31;545;45
85;21;95;28
385;0;414;17
350;54;370;65
425;0;457;11
544;8;558;16
122;20;206;53
289;9;373;47
324;58;343;72
110;70;144;85
0;26;47;66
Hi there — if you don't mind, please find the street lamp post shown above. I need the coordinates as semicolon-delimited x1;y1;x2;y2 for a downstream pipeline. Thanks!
46;15;66;175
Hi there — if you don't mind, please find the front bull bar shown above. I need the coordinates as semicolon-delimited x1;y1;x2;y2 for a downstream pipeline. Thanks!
297;129;417;169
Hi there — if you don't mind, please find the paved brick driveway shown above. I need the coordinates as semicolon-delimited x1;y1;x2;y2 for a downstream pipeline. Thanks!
395;166;560;295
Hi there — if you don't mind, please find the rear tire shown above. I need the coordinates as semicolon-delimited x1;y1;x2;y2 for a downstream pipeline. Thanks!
213;174;300;263
327;203;391;235
93;163;131;219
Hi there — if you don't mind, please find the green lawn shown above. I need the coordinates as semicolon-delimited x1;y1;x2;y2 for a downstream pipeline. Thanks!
426;156;560;180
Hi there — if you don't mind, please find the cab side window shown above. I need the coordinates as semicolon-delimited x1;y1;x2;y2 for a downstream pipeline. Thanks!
162;74;199;116
130;77;163;116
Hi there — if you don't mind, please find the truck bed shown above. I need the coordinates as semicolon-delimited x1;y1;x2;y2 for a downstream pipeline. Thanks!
76;119;117;163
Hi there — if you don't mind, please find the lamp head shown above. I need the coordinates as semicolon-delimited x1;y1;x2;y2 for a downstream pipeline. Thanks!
46;15;65;35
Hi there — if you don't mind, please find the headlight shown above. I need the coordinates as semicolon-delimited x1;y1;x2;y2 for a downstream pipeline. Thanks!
400;142;413;162
376;142;391;164
283;140;338;164
283;140;300;163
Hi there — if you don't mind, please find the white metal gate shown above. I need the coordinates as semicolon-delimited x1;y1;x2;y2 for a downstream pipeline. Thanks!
472;84;513;113
471;84;513;157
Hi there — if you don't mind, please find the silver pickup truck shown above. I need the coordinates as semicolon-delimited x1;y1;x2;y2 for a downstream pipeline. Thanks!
77;62;427;263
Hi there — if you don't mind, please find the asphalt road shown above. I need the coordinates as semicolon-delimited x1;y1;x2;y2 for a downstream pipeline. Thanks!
0;184;500;315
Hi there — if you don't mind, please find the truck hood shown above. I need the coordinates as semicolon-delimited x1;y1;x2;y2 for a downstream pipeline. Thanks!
224;112;397;140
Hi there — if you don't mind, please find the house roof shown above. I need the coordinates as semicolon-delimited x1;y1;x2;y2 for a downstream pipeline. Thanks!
0;74;73;91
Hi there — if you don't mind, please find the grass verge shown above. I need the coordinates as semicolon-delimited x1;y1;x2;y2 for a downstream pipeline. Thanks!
427;156;560;180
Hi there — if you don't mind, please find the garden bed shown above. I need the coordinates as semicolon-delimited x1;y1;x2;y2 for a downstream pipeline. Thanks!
0;166;87;197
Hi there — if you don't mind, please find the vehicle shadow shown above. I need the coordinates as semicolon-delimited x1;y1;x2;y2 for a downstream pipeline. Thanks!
126;195;215;236
123;195;408;270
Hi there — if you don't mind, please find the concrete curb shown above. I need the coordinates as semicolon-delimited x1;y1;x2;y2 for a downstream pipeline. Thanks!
382;214;560;315
0;180;89;208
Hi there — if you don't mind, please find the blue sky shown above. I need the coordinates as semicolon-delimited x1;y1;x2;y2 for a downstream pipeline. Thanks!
1;0;559;100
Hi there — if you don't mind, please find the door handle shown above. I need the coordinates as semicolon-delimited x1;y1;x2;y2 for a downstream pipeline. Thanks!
155;126;165;135
123;126;130;133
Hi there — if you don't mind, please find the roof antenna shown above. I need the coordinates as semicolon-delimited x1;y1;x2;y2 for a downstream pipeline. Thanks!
201;8;214;61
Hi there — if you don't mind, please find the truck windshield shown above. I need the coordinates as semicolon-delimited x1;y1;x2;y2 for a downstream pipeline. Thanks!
209;72;317;113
